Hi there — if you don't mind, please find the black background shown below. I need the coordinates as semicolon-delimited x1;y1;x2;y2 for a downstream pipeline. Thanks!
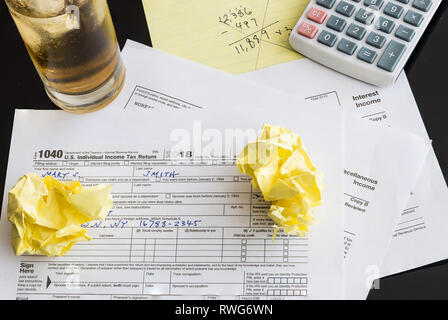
0;0;447;300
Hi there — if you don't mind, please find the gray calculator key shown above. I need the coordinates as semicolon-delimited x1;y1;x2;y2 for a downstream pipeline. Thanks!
377;40;406;72
317;0;337;9
355;8;375;24
384;2;404;19
412;0;432;12
396;0;410;3
404;10;424;26
357;47;378;63
364;0;384;9
336;1;356;17
366;31;387;48
327;15;347;31
377;16;395;33
395;25;415;42
318;30;338;46
346;23;366;40
337;38;358;55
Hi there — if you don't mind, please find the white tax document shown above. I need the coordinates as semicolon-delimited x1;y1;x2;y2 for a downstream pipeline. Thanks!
115;41;429;299
244;58;448;281
0;106;345;300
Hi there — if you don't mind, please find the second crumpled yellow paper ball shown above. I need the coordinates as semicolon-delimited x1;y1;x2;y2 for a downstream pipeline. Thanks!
237;124;324;236
8;173;113;257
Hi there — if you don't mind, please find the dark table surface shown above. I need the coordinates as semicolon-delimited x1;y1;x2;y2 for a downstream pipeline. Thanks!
0;0;447;300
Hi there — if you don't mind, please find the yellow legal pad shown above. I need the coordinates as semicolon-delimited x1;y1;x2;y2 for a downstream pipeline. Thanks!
142;0;310;74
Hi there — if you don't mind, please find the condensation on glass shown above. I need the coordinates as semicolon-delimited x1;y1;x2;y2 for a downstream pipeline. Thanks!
5;0;126;113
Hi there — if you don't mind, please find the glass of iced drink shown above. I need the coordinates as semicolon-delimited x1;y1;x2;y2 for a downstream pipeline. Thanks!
5;0;125;113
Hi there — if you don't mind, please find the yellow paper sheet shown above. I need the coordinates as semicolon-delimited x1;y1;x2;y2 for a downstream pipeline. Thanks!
142;0;310;74
237;124;324;236
8;174;113;257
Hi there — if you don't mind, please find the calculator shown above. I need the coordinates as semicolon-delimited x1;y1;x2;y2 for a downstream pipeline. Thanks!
289;0;442;87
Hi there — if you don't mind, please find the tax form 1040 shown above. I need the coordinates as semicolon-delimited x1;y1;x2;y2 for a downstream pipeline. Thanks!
0;106;344;300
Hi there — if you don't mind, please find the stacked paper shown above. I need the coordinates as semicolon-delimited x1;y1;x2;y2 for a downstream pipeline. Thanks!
0;40;445;301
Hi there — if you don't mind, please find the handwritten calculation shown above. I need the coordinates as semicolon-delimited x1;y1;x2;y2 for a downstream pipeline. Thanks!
218;5;294;56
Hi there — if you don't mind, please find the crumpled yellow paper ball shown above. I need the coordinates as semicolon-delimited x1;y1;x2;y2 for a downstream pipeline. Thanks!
8;174;113;257
237;124;324;236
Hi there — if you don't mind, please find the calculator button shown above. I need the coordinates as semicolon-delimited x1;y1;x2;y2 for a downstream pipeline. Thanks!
412;0;432;12
404;10;424;26
395;25;415;42
355;8;375;25
364;0;384;9
316;0;337;9
377;40;406;72
377;16;395;33
336;1;356;17
366;32;387;48
337;38;358;55
307;7;327;24
351;0;361;2
396;0;410;3
346;23;366;40
297;22;319;38
318;30;338;47
357;47;378;63
327;15;347;32
384;3;404;19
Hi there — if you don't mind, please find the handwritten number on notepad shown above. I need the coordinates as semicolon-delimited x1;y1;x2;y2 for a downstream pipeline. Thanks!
218;5;294;56
235;18;258;30
234;30;271;54
219;16;258;30
218;5;253;24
